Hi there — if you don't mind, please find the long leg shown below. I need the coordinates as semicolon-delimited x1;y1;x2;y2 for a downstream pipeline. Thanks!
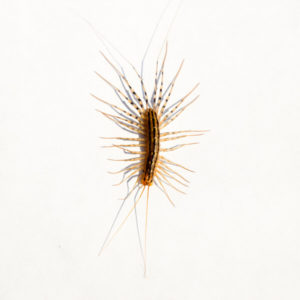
96;109;143;130
100;185;146;254
159;155;195;173
154;42;168;109
157;164;189;187
160;142;198;152
147;1;182;106
113;169;140;186
108;157;142;162
152;43;168;108
100;50;145;110
160;85;199;123
108;162;143;175
140;0;172;80
144;186;150;277
150;60;159;107
113;145;146;155
103;143;145;148
101;137;145;142
101;36;151;108
158;160;190;183
95;71;143;115
84;17;152;109
160;97;198;129
157;60;184;117
156;169;186;194
160;133;203;142
155;176;175;207
98;181;139;256
134;187;145;272
160;130;208;137
96;108;140;129
98;110;145;135
91;93;140;121
130;65;150;107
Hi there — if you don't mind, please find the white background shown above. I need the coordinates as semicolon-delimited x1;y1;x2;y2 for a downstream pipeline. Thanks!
0;0;299;299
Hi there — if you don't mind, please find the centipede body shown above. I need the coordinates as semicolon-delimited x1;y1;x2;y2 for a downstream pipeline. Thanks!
92;29;207;276
140;108;160;186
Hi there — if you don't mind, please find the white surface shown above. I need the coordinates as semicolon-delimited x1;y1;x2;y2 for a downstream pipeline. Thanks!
0;0;299;299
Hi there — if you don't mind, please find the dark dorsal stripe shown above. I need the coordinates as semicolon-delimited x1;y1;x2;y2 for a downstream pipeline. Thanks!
142;109;160;185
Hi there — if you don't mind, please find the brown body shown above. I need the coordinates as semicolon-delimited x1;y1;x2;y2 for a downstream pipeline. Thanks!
140;108;160;186
94;42;206;276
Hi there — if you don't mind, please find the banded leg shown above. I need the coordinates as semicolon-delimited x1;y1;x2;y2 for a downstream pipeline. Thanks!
96;109;143;129
108;157;143;162
160;142;198;152
160;85;199;122
154;42;168;109
113;169;140;186
130;64;150;107
159;162;189;187
158;160;190;183
160;130;208;137
152;43;168;108
160;133;203;142
113;145;146;155
156;169;186;194
158;60;184;117
159;155;195;173
91;93;140;122
100;51;145;110
160;96;199;129
101;137;145;142
155;176;175;207
95;71;142;116
98;110;144;135
103;144;145;148
108;162;143;174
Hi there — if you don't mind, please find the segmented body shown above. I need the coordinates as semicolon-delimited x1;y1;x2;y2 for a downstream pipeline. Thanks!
141;109;160;186
93;39;207;276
